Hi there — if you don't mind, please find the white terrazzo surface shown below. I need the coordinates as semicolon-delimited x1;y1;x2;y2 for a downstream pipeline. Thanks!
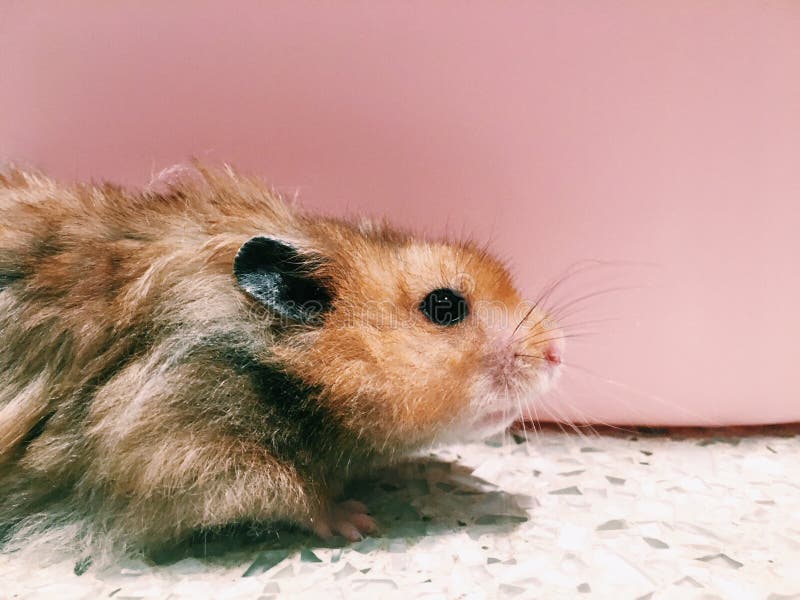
2;425;799;600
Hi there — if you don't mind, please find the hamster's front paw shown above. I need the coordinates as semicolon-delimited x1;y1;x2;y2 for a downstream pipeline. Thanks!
310;499;377;542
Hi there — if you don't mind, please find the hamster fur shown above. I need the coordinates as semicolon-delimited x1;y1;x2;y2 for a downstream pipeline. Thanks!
0;165;562;559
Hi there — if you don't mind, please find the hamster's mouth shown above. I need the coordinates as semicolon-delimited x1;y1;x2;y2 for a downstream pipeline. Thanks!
470;365;563;438
443;356;563;444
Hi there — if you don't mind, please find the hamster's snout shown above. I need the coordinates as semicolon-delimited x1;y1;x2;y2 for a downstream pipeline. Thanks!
490;313;564;380
527;341;562;367
515;320;565;379
461;306;564;439
542;344;562;366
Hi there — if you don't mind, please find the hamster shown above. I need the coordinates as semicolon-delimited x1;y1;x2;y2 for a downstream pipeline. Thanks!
0;165;563;557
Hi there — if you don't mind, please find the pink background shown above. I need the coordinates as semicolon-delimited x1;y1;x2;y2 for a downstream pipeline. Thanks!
2;2;799;425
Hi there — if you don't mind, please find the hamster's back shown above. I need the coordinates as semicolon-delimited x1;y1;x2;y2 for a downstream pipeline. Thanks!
0;168;305;551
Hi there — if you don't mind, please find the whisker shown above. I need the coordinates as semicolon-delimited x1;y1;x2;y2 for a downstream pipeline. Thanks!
533;260;625;311
511;259;628;339
544;307;594;326
512;386;531;447
552;316;624;330
516;354;551;361
536;393;594;444
516;325;612;349
556;361;715;424
546;286;641;322
514;311;610;347
515;332;599;349
502;371;520;449
516;322;602;343
517;388;543;446
511;303;538;338
516;356;686;433
545;387;638;436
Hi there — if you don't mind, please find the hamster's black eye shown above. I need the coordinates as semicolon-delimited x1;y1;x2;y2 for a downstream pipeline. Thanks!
419;288;468;326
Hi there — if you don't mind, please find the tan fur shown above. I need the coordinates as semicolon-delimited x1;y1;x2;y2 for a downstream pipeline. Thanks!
0;165;561;559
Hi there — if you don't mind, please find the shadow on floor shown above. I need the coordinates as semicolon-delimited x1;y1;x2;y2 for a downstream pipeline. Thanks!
147;456;530;573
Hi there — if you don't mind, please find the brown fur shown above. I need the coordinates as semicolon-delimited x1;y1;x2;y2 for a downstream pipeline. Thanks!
0;165;560;559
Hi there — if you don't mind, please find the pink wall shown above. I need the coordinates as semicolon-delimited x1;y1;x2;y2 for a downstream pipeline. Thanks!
2;2;799;425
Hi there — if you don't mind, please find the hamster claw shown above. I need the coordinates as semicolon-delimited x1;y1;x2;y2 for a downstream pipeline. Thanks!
311;499;377;542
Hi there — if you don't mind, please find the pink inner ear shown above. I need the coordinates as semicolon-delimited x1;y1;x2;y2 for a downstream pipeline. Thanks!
2;2;798;426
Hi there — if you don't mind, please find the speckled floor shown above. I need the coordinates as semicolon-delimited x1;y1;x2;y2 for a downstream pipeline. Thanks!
2;425;799;600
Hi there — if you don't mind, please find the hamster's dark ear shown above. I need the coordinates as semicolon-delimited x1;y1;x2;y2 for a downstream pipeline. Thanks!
233;236;332;323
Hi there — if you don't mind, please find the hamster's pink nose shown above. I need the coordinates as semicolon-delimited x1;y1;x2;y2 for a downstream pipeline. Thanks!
544;345;562;366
